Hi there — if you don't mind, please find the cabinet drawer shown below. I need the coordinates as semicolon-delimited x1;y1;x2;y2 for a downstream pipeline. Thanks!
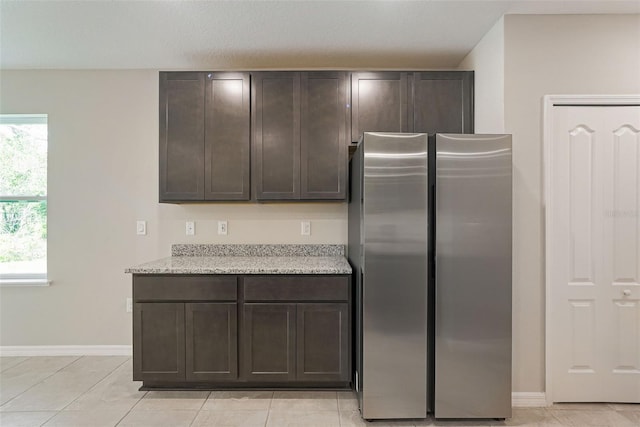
134;275;237;301
243;276;349;302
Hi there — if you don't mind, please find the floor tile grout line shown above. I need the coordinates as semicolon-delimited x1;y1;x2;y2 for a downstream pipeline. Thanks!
114;388;149;426
37;409;59;427
114;389;149;427
187;391;211;427
0;355;81;410
56;356;133;413
0;356;31;373
264;390;274;427
57;356;132;412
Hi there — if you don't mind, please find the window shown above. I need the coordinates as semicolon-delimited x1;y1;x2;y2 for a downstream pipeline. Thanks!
0;114;48;285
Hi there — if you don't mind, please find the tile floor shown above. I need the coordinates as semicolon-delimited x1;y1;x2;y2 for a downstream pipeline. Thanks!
0;356;638;426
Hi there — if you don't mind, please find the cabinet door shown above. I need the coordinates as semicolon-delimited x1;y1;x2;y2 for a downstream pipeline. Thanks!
351;72;410;142
253;72;300;200
413;71;474;134
296;303;350;382
133;302;185;382
204;73;251;200
300;72;349;200
159;72;205;202
242;303;296;381
185;303;238;381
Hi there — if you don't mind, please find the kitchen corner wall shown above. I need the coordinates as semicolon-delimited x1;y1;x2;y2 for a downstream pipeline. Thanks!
0;69;346;346
461;14;640;394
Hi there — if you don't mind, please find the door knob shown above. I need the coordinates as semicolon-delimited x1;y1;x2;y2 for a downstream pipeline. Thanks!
623;289;632;297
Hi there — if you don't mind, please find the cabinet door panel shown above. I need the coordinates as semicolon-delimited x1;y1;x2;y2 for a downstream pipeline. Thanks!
186;303;238;381
159;72;205;201
253;72;300;200
242;304;296;381
300;72;348;200
413;71;473;134
133;302;185;382
296;303;350;382
204;73;251;200
351;72;409;142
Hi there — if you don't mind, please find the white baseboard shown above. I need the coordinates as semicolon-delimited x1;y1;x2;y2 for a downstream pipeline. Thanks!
0;345;132;357
512;392;548;407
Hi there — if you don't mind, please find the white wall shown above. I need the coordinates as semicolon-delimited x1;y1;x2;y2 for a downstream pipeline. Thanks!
502;14;640;393
0;70;346;346
459;17;505;133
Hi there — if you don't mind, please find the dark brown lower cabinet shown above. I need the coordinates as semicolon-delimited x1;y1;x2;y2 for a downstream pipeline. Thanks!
297;303;349;382
132;274;351;389
243;303;296;381
133;302;186;382
242;302;350;383
133;302;238;383
186;303;238;381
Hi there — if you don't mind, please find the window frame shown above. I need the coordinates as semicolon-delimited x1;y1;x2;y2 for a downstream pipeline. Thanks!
0;114;50;286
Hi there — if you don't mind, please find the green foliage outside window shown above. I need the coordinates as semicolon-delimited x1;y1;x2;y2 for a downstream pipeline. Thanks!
0;119;47;273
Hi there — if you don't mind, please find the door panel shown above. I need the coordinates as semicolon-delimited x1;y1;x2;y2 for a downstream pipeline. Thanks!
204;73;250;200
612;125;640;283
413;72;473;134
242;303;296;381
300;72;348;199
567;300;596;373
568;125;596;284
351;72;409;141
550;104;640;402
185;303;238;381
296;303;349;382
159;72;205;201
612;300;639;373
133;303;185;382
253;72;300;200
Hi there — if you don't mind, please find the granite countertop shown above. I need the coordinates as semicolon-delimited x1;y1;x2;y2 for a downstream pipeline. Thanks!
125;244;352;275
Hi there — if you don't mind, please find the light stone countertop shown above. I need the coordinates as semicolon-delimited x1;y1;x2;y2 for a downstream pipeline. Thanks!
125;255;352;275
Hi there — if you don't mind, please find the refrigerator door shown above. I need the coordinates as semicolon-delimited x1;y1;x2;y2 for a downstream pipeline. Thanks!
361;132;429;419
435;134;512;419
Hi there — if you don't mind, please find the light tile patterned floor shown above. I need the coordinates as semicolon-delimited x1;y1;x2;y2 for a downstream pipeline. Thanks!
0;356;638;426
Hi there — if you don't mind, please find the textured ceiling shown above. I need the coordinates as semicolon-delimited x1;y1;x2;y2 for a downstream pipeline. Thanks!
1;0;639;70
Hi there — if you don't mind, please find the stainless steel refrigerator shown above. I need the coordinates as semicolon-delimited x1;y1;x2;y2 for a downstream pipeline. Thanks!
348;132;512;420
434;133;512;419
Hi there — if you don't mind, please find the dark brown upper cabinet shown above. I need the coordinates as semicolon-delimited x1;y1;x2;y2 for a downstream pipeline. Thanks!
301;72;349;200
159;73;205;201
159;72;250;202
253;71;349;201
350;71;474;141
252;72;300;200
351;72;410;142
412;71;474;134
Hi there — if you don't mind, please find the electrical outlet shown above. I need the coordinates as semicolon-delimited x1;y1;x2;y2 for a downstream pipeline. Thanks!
301;220;311;236
136;220;146;235
186;221;195;236
218;220;228;235
126;298;133;313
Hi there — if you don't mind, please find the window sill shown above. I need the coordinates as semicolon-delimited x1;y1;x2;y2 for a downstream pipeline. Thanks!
0;279;51;287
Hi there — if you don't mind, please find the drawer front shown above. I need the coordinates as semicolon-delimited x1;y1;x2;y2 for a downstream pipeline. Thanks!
243;276;349;302
134;275;237;301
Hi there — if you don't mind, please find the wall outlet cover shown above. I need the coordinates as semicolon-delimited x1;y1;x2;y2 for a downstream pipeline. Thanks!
301;220;311;236
136;220;147;235
186;221;195;236
218;220;228;235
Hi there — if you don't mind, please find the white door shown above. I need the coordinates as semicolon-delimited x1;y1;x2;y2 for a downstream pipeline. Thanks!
548;101;640;402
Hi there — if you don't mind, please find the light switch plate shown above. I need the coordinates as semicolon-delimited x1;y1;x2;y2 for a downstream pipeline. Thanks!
186;221;195;236
301;220;311;236
218;220;228;235
136;220;147;235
